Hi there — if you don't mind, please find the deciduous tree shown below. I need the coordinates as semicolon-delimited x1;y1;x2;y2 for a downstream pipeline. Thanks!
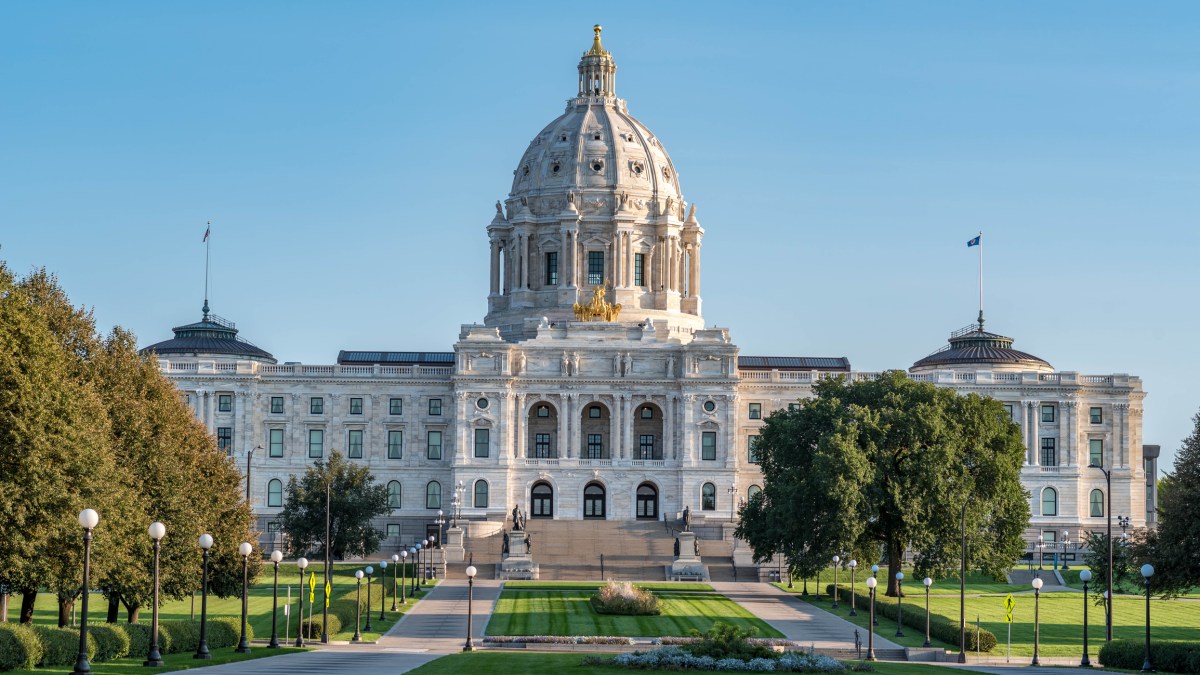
279;452;391;560
1135;411;1200;596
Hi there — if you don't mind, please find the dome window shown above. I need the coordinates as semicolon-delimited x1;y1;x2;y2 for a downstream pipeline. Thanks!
631;161;644;176
593;133;602;140
559;133;568;142
551;161;561;174
523;165;530;176
591;159;604;172
662;167;671;180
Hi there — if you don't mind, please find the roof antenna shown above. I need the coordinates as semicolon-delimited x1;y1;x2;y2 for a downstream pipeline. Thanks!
202;221;211;321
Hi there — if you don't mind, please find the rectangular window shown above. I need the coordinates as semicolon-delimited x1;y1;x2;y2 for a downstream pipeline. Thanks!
748;435;761;464
701;432;717;461
347;429;364;459
386;523;401;538
545;252;558;286
427;430;442;460
349;397;363;415
534;433;552;458
218;394;232;412
639;434;656;460
1040;404;1055;423
586;434;603;459
788;403;800;412
587;250;604;285
1003;403;1014;419
1090;407;1103;424
270;396;284;414
1039;438;1056;466
474;428;489;458
310;397;324;415
634;253;645;287
748;403;762;420
267;521;282;534
388;430;403;459
389;398;403;415
308;429;324;458
217;427;232;455
428;398;442;416
1089;439;1103;467
588;405;601;418
268;429;284;457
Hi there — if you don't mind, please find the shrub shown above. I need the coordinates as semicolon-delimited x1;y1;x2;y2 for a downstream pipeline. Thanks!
591;581;661;616
207;617;250;649
776;652;847;672
87;624;130;661
159;620;200;655
32;625;94;667
122;623;152;659
1100;639;1200;673
686;622;777;661
0;623;44;672
843;590;996;652
300;614;342;640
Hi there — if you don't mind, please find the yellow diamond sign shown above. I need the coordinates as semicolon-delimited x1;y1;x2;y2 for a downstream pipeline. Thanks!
1004;594;1015;623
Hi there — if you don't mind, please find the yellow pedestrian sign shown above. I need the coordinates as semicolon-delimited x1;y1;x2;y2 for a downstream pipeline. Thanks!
325;581;332;607
1004;594;1015;623
308;572;316;604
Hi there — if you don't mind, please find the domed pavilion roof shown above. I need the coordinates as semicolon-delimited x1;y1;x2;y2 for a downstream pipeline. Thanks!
141;303;275;363
910;317;1051;373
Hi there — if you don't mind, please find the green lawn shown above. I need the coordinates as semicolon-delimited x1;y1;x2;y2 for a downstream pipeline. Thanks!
6;647;305;674
774;570;1016;597
504;582;713;592
487;589;783;638
406;652;996;674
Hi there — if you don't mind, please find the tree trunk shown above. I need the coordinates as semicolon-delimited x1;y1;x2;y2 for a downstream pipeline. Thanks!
57;597;73;628
19;590;36;624
125;604;140;624
1;592;8;622
886;536;903;597
107;593;120;623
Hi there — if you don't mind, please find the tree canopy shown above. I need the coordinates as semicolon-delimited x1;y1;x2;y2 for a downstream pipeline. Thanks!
736;370;1029;595
1135;410;1200;596
279;451;392;560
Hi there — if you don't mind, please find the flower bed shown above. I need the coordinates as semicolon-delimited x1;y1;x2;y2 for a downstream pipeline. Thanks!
583;646;847;672
591;581;661;616
483;635;636;645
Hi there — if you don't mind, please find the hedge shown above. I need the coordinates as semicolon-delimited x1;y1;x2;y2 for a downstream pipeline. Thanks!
300;614;342;640
0;624;44;672
32;625;94;667
207;616;250;650
160;620;201;655
121;622;156;660
87;624;130;661
1100;639;1200;673
834;589;996;653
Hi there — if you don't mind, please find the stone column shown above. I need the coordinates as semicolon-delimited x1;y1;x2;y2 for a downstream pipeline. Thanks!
557;393;569;459
514;394;525;460
490;240;500;294
455;393;468;462
690;244;701;298
621;394;632;460
608;394;619;460
560;229;570;289
521;234;530;288
570;394;582;459
682;394;695;463
625;233;633;287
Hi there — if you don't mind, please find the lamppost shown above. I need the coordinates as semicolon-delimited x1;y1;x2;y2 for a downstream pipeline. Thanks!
429;534;438;580
1062;530;1072;571
391;554;400;610
268;550;283;648
894;572;905;637
421;539;430;585
1088;460;1114;641
463;565;478;652
363;566;374;632
295;557;308;647
409;547;418;595
848;560;858;616
73;508;99;675
1079;569;1092;667
958;501;969;664
1118;515;1131;537
401;550;409;603
1141;564;1154;672
727;484;737;523
145;521;166;667
870;565;879;626
922;577;933;648
454;480;466;525
831;556;840;609
379;560;389;621
236;542;253;653
1036;534;1044;574
1031;577;1044;666
245;445;261;504
865;576;877;661
352;570;364;642
322;476;332;644
436;510;446;549
194;534;213;659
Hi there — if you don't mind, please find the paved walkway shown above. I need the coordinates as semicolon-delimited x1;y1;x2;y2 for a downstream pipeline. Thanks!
710;582;903;650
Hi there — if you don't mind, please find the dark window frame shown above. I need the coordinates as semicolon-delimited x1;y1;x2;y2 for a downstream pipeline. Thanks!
701;482;716;510
701;431;717;461
218;394;232;413
587;250;604;285
308;429;324;458
310;397;324;415
270;396;284;414
428;398;442;416
217;427;233;454
349;397;363;415
387;430;403;459
634;253;645;287
427;430;443;460
267;479;283;507
748;403;762;420
347;429;364;459
268;428;284;458
389;398;403;415
545;252;558;286
474;428;489;458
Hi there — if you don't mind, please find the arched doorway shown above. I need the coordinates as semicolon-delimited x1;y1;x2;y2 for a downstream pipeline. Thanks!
531;482;554;518
583;482;606;519
633;403;663;460
527;401;558;458
580;402;610;459
636;483;658;520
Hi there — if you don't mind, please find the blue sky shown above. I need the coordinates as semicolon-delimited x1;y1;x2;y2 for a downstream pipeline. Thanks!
3;2;1198;470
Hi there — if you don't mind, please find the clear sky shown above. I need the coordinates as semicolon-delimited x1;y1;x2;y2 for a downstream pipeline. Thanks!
3;2;1198;471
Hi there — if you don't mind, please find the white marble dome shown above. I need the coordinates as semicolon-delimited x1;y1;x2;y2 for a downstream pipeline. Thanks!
508;26;683;216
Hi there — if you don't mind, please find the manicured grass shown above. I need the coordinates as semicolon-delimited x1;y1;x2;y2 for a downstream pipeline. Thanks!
406;652;997;674
7;647;305;674
486;589;783;638
504;581;713;592
774;570;1015;597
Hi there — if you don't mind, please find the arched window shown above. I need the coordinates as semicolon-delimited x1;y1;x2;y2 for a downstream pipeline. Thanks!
267;479;283;507
748;485;762;502
474;480;489;508
426;481;442;509
387;481;402;509
1090;489;1105;517
701;482;716;510
1041;487;1057;516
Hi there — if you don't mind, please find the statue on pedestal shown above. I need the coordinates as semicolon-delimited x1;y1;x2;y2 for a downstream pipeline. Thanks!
682;505;691;532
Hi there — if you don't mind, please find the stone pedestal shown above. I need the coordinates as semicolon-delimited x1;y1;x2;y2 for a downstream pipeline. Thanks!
499;530;539;580
670;531;707;581
444;526;465;563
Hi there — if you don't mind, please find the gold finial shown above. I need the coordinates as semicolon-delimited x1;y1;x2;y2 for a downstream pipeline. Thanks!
588;24;606;56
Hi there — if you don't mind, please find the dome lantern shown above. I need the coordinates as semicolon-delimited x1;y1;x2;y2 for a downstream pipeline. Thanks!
578;25;616;97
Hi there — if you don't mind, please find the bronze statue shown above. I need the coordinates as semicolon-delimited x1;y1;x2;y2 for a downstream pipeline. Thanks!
682;505;691;532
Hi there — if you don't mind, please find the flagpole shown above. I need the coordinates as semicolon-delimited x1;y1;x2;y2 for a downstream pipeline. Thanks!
204;221;211;319
977;230;984;328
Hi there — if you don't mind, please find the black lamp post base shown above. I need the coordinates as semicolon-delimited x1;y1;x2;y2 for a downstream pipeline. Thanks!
895;630;904;637
235;642;252;654
849;609;857;616
143;659;165;667
351;632;362;643
364;620;373;632
923;639;931;648
1142;662;1154;672
193;643;211;660
268;636;280;649
72;660;92;675
463;642;474;652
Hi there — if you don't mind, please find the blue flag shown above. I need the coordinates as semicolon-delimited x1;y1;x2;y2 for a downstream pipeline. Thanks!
967;235;981;247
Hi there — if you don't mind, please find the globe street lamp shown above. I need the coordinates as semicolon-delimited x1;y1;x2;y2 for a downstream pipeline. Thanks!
1036;534;1044;574
390;554;400;610
894;572;905;637
436;510;446;551
295;557;309;647
421;539;430;585
415;543;423;590
1118;515;1131;537
236;542;253;653
1088;460;1114;641
408;547;417;595
1031;577;1044;666
1079;569;1093;667
73;508;99;675
144;521;166;667
364;566;374;632
400;550;409;604
1062;530;1072;571
922;577;933;648
1141;564;1155;672
870;565;879;626
379;560;389;621
268;550;283;648
352;570;364;642
463;565;478;652
727;484;737;523
848;560;858;616
865;576;877;661
831;556;841;608
194;533;214;659
429;534;438;580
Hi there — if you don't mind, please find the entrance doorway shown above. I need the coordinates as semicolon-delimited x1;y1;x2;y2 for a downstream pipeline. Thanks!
583;483;606;519
531;482;554;518
636;483;658;519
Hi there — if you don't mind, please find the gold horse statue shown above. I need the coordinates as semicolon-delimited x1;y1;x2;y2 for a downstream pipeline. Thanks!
573;285;621;321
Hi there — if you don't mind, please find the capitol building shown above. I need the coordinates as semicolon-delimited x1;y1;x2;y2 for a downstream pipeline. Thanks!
145;27;1154;573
